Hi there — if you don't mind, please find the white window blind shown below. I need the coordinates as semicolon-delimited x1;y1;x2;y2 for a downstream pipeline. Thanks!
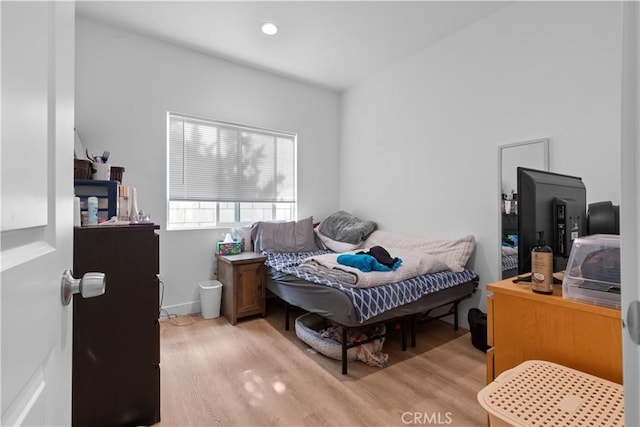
169;113;296;204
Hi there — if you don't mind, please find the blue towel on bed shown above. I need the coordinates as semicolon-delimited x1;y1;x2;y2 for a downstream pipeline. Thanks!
337;254;402;272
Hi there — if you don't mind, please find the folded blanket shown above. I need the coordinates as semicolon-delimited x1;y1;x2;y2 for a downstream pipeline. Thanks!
502;246;518;256
299;249;448;288
337;253;402;272
298;258;358;284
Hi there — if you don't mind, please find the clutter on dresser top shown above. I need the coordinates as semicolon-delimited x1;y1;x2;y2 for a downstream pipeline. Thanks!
73;130;150;227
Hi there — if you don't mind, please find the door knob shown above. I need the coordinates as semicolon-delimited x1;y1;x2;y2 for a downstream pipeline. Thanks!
61;269;106;305
628;300;640;345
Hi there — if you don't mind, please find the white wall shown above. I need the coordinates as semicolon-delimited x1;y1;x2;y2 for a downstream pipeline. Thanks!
75;18;341;314
340;1;622;316
76;2;623;321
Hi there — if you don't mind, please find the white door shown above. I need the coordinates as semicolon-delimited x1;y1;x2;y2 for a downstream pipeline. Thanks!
621;1;640;425
1;2;76;425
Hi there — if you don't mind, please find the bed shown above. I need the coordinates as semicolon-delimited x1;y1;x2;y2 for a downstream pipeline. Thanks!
251;213;479;374
502;246;518;279
502;233;518;279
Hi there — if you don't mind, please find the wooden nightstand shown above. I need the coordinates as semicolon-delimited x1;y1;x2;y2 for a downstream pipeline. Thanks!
217;252;267;325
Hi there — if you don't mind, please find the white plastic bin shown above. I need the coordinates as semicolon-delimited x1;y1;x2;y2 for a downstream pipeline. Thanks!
478;360;624;426
199;280;223;319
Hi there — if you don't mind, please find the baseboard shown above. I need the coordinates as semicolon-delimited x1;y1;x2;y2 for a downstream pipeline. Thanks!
160;301;201;318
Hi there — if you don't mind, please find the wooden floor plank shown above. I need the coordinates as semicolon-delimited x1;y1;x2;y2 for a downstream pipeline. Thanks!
158;299;488;426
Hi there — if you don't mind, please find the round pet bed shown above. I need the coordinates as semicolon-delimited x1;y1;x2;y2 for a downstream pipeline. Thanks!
295;313;357;361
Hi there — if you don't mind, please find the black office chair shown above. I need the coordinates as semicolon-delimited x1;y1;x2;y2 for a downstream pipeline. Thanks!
587;201;620;235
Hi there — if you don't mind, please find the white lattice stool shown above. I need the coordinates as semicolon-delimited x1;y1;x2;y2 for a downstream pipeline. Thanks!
478;360;624;426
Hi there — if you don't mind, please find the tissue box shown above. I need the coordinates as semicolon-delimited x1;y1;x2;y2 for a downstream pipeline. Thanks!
216;242;242;255
562;234;621;309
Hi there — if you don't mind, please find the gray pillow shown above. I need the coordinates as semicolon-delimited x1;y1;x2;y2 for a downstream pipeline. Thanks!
318;211;377;244
254;217;319;253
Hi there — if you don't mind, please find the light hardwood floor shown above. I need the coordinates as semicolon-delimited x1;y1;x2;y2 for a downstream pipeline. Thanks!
158;299;488;427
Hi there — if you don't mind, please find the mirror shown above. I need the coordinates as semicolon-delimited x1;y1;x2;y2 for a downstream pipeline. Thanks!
498;138;549;279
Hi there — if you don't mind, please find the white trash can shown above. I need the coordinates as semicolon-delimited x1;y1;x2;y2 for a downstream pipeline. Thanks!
199;280;223;319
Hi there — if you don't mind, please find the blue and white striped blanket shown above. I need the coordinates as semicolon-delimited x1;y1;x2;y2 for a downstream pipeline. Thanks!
502;253;518;272
264;250;478;323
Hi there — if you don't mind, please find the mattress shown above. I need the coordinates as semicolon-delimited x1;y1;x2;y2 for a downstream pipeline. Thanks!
265;250;478;327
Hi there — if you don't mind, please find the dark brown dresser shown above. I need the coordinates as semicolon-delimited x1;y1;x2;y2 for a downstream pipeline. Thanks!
72;225;160;426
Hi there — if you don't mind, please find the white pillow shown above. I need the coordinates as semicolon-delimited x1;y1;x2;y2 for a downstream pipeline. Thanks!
315;229;362;253
364;230;475;272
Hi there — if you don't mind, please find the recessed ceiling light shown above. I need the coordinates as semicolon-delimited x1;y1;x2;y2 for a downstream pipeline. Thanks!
261;22;278;36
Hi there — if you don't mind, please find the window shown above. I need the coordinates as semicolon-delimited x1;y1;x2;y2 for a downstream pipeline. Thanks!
168;113;297;230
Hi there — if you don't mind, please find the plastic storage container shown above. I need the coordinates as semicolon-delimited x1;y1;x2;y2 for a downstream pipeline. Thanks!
199;280;223;319
478;360;624;427
562;234;621;309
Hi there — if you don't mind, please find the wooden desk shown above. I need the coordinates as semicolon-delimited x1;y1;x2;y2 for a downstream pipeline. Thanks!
487;277;622;384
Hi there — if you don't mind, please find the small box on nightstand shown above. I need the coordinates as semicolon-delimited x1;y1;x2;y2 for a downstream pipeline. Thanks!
216;241;242;255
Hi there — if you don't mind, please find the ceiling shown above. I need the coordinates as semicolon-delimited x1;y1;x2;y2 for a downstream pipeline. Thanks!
76;1;509;92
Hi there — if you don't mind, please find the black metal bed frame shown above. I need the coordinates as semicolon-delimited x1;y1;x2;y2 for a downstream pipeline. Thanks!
282;290;475;375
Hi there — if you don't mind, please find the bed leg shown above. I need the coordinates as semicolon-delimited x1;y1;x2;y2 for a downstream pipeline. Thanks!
411;315;417;348
401;317;408;351
285;302;290;331
453;302;459;331
342;327;348;375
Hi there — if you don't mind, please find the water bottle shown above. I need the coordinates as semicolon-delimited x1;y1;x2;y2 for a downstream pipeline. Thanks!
74;196;81;227
87;197;98;225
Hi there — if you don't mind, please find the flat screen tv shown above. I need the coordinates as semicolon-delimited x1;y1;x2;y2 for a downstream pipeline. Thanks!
517;167;587;275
